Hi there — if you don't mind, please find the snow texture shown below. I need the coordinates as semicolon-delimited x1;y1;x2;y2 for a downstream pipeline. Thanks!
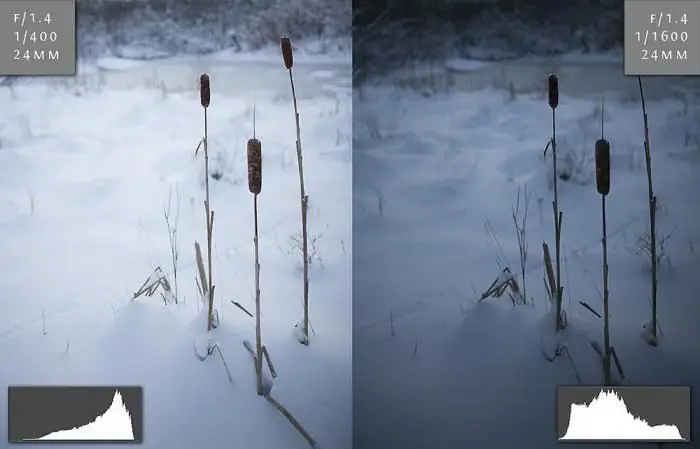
0;43;351;449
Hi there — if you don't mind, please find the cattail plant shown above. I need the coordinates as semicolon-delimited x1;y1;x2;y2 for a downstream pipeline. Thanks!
544;73;565;332
196;73;216;331
281;37;310;345
247;108;264;394
242;118;317;449
595;98;612;384
638;76;659;346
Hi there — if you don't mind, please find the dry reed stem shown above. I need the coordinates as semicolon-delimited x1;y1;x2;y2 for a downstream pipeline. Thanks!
601;194;611;385
231;300;254;318
556;344;582;384
209;285;217;328
261;345;277;379
209;343;233;383
132;267;170;301
264;394;317;448
132;275;152;299
610;346;625;379
194;241;207;299
164;185;181;303
192;341;233;383
511;186;529;303
211;343;233;382
281;37;310;344
206;209;215;331
579;301;602;319
543;278;552;303
253;193;263;395
553;204;563;330
638;76;658;346
542;243;556;300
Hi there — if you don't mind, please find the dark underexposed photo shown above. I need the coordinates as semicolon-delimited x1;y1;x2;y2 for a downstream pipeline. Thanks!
353;1;699;448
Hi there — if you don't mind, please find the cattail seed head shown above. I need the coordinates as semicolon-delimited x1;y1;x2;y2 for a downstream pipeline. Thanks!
281;37;293;70
548;74;559;109
200;73;210;108
247;138;262;195
595;138;610;195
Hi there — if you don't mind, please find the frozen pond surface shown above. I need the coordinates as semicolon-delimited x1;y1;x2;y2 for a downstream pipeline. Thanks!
391;56;700;101
6;54;350;101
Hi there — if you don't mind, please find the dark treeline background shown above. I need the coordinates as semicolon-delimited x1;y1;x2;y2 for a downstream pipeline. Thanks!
76;0;350;58
354;0;620;24
353;0;624;81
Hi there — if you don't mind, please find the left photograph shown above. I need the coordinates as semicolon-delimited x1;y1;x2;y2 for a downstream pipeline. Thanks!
0;1;351;448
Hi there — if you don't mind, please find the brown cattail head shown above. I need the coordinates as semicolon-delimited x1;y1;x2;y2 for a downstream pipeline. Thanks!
548;74;558;109
281;37;293;70
595;138;610;195
200;73;210;108
247;138;262;195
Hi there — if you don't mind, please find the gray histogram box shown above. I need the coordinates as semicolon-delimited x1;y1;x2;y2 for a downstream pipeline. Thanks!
0;0;76;76
624;0;700;75
556;386;691;442
8;385;143;443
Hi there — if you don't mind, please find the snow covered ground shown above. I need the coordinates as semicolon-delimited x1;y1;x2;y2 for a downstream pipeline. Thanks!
353;64;700;448
0;48;351;448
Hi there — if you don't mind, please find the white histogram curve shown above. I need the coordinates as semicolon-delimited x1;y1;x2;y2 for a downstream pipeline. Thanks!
25;390;135;441
560;389;684;441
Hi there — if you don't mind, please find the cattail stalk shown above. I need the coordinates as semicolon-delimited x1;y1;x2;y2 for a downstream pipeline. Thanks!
548;74;564;332
638;76;658;346
601;194;611;384
600;169;611;384
596;97;612;384
248;134;263;394
200;73;215;331
253;193;262;393
281;37;310;345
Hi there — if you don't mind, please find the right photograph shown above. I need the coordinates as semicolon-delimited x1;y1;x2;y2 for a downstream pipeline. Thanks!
352;1;700;448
